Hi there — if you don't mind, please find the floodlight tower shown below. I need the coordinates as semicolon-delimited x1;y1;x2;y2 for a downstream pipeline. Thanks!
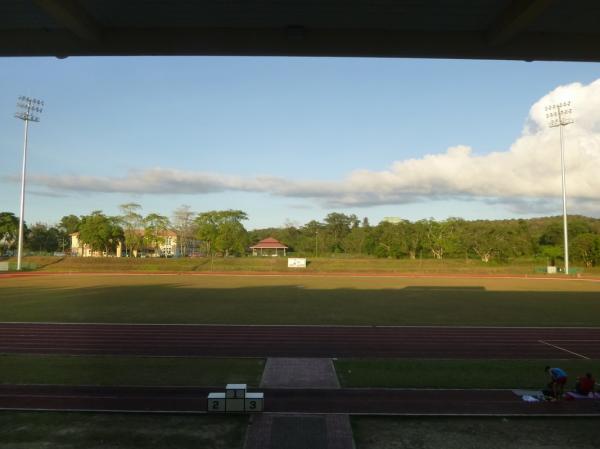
14;96;44;271
545;101;573;275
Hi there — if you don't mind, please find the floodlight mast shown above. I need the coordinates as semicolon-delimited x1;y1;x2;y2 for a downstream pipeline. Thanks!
545;102;573;275
14;96;43;271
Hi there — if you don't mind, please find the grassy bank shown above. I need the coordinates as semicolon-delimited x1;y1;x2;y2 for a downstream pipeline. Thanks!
0;354;264;386
15;255;600;275
2;274;600;326
0;412;246;449
336;359;600;389
352;417;600;449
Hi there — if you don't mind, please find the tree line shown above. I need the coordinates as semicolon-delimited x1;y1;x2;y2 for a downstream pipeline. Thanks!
2;207;600;266
0;204;249;258
252;213;600;267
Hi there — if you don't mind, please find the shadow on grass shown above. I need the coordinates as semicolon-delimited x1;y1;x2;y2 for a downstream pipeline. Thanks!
2;282;600;326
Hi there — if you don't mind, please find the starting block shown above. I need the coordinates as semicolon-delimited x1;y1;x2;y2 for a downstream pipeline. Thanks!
207;383;264;413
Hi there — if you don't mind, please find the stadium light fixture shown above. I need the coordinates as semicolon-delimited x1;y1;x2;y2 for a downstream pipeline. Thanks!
14;96;44;271
545;101;573;275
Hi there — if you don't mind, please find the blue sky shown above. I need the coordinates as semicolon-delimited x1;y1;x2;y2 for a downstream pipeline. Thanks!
1;56;600;229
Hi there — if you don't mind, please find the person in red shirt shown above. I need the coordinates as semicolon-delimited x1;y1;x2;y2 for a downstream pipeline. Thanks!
575;373;596;396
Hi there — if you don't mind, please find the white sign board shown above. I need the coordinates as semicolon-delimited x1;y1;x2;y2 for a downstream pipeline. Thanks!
0;262;8;272
288;258;306;268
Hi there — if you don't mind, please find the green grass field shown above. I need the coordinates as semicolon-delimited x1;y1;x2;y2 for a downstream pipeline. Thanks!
0;412;246;449
0;354;264;386
2;273;600;326
352;417;600;449
335;359;600;389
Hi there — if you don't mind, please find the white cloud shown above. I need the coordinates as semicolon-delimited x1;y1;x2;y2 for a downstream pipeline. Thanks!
10;79;600;214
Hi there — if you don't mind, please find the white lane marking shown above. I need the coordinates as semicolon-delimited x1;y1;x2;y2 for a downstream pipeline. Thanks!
538;340;590;360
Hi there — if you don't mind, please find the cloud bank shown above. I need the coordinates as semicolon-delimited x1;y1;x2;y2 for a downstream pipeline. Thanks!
15;79;600;213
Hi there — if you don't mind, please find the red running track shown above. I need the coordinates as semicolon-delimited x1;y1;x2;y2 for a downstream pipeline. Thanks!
1;385;599;416
2;323;600;359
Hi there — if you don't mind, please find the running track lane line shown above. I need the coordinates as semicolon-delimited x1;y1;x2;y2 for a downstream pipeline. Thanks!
538;340;590;359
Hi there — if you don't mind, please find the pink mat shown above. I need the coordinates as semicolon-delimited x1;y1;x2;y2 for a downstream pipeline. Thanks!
565;391;600;400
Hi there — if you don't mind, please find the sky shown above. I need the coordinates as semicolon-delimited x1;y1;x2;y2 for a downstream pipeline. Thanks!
1;56;600;229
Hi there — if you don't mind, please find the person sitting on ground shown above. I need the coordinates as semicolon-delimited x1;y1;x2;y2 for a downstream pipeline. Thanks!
545;366;568;400
575;373;596;396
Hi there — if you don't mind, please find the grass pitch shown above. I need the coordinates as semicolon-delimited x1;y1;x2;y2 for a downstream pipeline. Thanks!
352;417;600;449
17;255;600;276
0;412;246;449
22;255;593;275
336;359;600;389
0;354;264;387
1;273;600;326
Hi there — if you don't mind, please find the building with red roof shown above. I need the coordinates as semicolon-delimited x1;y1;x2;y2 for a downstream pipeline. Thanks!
250;237;288;257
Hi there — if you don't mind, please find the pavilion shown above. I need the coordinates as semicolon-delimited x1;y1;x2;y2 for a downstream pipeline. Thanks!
250;237;288;257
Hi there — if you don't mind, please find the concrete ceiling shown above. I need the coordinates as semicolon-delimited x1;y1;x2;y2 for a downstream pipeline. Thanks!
2;0;600;61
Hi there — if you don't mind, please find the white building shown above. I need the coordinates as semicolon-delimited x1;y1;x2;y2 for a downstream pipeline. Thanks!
70;230;180;257
70;232;123;257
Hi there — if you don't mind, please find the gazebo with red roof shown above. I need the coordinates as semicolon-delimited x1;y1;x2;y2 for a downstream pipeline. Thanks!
250;237;288;257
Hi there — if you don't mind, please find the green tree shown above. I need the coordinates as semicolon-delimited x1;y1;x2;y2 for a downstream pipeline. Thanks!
424;219;459;260
540;218;593;246
571;233;600;267
406;220;427;259
342;225;372;255
195;213;221;258
59;215;81;235
195;210;248;257
461;221;510;263
57;214;81;251
143;213;170;256
300;220;325;256
0;212;20;253
173;205;196;256
372;221;409;258
324;212;359;253
27;223;60;254
119;203;143;257
515;219;539;257
215;220;248;256
79;211;123;255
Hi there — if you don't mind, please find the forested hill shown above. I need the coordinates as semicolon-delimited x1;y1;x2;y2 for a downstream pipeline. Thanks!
249;214;600;265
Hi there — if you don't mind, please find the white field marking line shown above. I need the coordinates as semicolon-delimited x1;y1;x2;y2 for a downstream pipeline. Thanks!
4;321;600;330
538;340;590;360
